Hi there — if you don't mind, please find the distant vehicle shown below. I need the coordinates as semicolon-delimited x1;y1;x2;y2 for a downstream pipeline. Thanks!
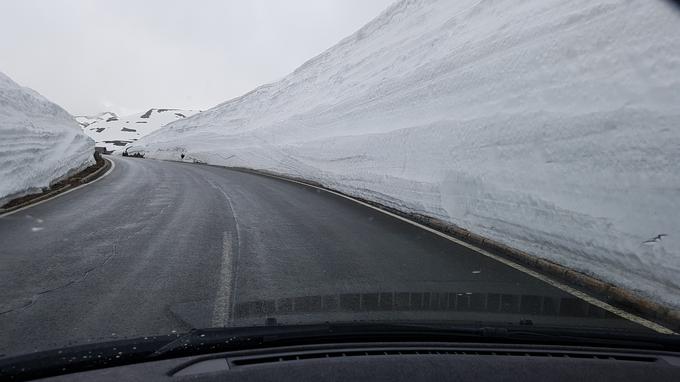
122;148;144;158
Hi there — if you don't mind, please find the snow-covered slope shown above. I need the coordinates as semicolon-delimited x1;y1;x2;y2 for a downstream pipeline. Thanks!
75;112;119;128
80;108;199;153
0;71;95;204
131;0;680;308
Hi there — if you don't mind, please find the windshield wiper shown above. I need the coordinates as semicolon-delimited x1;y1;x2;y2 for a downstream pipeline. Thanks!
143;323;483;359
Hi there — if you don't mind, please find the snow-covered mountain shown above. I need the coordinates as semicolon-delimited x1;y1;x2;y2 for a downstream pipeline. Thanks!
130;0;680;308
74;112;119;128
79;108;199;153
0;71;94;204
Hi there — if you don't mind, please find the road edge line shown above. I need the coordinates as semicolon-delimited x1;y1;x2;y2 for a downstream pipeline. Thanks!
222;166;676;335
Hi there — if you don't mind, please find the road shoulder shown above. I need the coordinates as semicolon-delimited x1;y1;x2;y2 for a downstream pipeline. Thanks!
0;154;114;217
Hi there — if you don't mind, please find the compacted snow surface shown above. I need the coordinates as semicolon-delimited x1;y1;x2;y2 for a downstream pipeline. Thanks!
77;108;199;153
0;71;94;205
131;0;680;308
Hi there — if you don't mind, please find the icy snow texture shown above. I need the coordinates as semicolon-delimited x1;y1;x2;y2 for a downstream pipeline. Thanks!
0;71;94;204
131;0;680;308
78;109;199;153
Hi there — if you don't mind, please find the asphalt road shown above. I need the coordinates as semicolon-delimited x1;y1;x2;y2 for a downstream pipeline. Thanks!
0;156;644;356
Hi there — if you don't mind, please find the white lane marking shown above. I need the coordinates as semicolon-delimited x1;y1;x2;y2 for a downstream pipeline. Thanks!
0;158;116;219
253;171;675;334
207;179;242;328
212;231;234;327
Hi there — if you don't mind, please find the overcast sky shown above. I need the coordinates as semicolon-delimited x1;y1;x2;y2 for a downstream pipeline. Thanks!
0;0;394;116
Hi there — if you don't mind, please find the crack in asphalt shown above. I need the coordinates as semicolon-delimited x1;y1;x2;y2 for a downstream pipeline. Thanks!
0;244;119;316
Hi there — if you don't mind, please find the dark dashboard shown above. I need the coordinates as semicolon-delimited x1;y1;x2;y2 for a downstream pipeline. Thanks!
40;342;680;382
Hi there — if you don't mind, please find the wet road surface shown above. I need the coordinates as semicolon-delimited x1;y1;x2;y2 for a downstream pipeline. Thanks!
0;156;645;355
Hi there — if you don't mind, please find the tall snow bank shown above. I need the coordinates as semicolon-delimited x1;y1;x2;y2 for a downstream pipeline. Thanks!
131;0;680;307
0;71;95;204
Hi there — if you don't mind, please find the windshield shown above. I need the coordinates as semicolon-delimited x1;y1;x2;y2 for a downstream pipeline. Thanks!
1;0;679;363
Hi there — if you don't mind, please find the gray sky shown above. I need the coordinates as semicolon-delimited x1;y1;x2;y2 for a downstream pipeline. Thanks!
0;0;394;116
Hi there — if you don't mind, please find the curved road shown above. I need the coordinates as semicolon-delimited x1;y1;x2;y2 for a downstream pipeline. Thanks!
0;156;644;355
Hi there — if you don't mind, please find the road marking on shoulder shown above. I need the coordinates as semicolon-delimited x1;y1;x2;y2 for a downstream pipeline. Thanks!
254;171;675;334
0;158;116;219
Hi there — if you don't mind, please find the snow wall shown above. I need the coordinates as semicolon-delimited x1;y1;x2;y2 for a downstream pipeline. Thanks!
131;0;680;308
0;71;95;204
